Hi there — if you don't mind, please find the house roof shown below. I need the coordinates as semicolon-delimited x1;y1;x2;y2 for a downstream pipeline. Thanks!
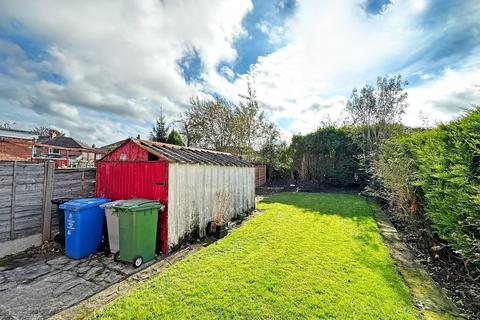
0;127;37;139
130;138;252;167
36;136;92;150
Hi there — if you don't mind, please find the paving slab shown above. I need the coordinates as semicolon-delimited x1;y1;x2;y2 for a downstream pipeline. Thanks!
0;252;156;320
51;245;203;320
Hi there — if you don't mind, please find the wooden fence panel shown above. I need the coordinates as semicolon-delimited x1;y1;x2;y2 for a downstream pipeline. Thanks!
0;205;11;242
255;164;266;187
0;161;96;246
49;168;96;237
14;163;46;239
0;162;46;241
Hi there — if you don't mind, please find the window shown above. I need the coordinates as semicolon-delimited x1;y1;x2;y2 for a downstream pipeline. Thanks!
48;148;60;154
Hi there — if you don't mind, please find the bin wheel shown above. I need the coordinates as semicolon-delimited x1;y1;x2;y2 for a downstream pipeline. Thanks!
113;252;121;262
133;256;143;268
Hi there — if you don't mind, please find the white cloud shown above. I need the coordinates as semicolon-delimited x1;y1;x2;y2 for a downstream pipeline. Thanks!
0;0;479;146
411;0;428;12
0;0;252;144
406;57;480;126
199;1;427;134
204;0;480;136
256;21;285;44
247;1;426;96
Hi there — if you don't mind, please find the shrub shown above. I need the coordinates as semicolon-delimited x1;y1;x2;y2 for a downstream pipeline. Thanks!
291;127;360;186
375;130;434;247
377;107;480;265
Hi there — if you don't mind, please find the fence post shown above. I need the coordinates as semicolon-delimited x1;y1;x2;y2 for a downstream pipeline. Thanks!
10;161;17;240
41;161;55;241
81;169;85;193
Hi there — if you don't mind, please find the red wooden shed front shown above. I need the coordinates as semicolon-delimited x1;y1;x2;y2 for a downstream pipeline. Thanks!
96;139;170;254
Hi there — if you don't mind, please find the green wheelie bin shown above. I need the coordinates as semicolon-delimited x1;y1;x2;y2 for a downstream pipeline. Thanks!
112;199;164;268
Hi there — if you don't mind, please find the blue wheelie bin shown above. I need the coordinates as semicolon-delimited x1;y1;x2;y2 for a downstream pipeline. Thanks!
60;198;110;259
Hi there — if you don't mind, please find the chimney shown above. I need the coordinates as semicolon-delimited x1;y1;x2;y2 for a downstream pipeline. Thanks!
137;134;140;139
49;130;57;139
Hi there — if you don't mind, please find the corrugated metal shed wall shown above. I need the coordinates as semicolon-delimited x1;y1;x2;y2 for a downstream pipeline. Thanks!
168;163;255;249
102;140;148;162
96;161;168;200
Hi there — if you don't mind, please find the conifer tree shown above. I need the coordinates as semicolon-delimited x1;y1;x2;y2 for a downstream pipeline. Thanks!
166;129;185;146
151;108;169;142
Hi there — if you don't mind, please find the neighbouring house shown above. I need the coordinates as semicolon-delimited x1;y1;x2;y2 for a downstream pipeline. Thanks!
34;132;105;168
0;128;37;161
95;138;255;255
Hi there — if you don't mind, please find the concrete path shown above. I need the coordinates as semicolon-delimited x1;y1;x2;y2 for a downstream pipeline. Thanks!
51;245;203;320
0;253;155;320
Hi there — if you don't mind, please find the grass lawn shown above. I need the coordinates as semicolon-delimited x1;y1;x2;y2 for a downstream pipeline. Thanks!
91;193;419;319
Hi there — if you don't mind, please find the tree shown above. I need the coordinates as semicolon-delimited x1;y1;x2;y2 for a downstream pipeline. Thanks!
177;114;195;147
346;74;408;153
259;122;282;181
151;108;169;143
179;82;273;157
346;75;408;187
176;82;289;180
233;82;266;157
32;126;65;137
182;97;234;150
166;129;185;146
1;121;14;129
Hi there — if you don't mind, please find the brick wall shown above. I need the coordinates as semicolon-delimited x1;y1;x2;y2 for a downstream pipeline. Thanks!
0;137;33;161
34;145;81;158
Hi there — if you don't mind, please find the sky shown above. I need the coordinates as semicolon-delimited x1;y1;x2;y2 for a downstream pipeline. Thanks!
0;0;479;145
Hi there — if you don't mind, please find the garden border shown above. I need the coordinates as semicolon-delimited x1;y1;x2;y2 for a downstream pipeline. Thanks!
369;201;462;319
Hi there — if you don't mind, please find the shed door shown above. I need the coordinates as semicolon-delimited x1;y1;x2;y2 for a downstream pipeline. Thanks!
96;161;169;254
96;161;168;201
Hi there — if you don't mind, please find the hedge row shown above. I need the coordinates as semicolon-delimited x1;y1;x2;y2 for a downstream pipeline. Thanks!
291;127;359;186
377;108;480;265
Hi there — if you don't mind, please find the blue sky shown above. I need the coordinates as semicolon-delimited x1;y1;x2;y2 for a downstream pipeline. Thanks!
0;0;479;144
227;0;296;75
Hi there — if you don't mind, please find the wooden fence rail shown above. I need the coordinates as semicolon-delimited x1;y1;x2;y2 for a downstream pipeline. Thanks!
0;161;95;254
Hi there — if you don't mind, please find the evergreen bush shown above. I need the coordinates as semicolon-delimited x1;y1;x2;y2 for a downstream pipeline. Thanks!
377;107;480;265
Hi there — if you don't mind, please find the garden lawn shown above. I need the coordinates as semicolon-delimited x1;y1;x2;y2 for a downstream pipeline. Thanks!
92;193;419;320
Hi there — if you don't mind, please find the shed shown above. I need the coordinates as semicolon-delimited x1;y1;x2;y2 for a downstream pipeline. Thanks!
95;138;255;254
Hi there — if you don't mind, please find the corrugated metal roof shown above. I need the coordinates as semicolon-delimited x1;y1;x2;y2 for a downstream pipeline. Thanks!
0;127;37;140
131;139;252;167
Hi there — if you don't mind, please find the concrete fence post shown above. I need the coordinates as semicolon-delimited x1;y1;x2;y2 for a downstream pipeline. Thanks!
41;161;55;241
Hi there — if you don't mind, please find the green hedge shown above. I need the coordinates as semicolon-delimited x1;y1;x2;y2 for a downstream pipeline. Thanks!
291;127;359;186
378;108;480;265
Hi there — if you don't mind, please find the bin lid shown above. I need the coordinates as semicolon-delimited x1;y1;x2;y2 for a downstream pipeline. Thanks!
51;197;75;205
60;198;111;212
111;199;164;212
100;200;124;209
